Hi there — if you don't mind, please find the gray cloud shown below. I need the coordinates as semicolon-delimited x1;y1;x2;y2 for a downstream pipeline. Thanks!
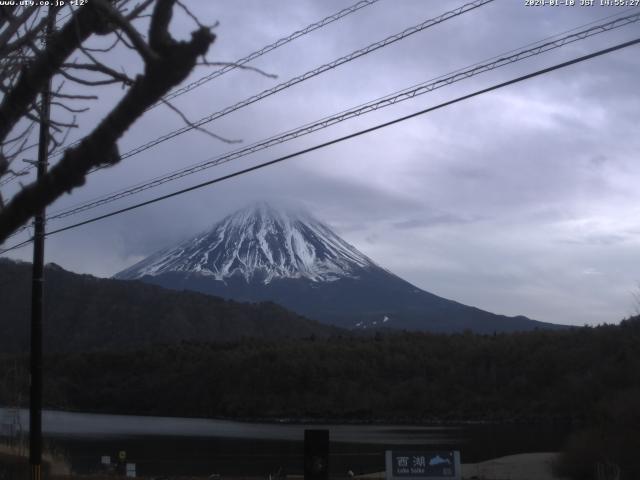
3;0;640;325
392;212;475;230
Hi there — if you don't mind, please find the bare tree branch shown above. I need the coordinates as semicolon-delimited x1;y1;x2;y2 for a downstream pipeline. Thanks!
196;60;277;79
149;0;174;51
176;0;205;29
3;121;36;147
93;0;159;63
114;29;136;50
0;4;101;143
0;13;48;57
160;98;241;144
61;62;135;86
51;92;99;100
0;153;8;179
125;0;155;21
0;6;37;53
58;68;126;87
80;34;121;53
50;101;90;114
23;110;64;134
0;0;215;242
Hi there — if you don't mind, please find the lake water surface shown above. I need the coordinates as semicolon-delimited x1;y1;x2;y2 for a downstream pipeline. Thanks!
0;409;571;476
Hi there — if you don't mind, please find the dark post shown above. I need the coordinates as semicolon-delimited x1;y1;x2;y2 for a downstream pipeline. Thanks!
30;8;54;480
304;429;329;480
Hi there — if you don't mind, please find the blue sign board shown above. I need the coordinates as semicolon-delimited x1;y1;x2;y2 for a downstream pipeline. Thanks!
385;451;461;480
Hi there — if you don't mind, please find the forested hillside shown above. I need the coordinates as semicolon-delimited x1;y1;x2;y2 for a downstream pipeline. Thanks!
1;317;638;422
0;259;340;353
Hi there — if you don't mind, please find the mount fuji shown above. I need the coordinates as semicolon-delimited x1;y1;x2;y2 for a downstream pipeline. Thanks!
115;202;557;333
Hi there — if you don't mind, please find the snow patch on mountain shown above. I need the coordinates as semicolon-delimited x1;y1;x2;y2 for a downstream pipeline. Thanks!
116;202;377;284
354;315;393;330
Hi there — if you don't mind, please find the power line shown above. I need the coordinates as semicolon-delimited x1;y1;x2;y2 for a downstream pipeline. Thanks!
98;0;495;165
5;7;638;244
156;0;381;106
3;0;491;189
2;36;637;255
1;0;382;185
38;10;640;224
1;237;32;253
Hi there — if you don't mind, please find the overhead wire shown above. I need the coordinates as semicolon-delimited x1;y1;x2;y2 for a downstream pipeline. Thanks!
38;10;640;223
4;6;638;243
156;0;381;106
43;5;640;215
107;0;494;164
2;36;638;255
47;0;382;159
4;6;637;242
0;0;383;186
0;0;495;200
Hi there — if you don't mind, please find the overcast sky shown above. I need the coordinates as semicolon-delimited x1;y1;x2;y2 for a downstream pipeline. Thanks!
2;0;640;326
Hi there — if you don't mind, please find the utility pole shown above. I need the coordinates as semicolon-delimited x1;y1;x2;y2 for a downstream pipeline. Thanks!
30;7;54;480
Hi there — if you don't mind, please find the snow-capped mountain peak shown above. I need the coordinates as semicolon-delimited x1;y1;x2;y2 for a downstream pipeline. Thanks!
116;202;376;284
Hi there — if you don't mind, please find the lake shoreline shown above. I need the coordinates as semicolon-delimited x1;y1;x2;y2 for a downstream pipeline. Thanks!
1;407;573;476
2;405;582;428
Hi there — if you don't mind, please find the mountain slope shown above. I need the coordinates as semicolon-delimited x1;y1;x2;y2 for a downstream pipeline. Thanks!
116;203;560;333
116;202;376;283
0;258;341;354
